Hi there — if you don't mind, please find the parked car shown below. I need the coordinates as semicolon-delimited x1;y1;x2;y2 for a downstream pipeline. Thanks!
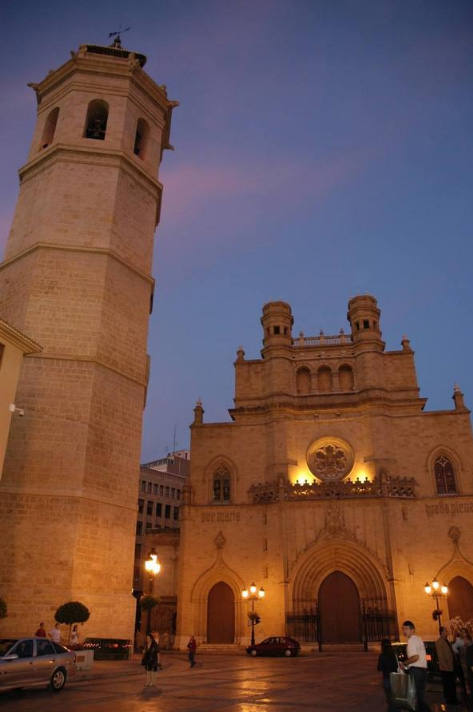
0;637;75;692
247;636;300;657
82;637;131;660
391;641;440;679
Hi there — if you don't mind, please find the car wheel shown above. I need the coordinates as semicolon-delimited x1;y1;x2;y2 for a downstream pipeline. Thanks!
50;667;66;692
251;649;257;657
284;649;292;657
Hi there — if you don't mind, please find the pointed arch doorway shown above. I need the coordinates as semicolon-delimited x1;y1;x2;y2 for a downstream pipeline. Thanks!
319;571;361;643
207;581;235;643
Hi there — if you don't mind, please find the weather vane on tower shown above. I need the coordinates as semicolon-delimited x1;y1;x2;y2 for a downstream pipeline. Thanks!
108;25;130;48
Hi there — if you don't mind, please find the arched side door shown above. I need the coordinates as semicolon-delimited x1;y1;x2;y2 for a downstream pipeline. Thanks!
207;581;235;643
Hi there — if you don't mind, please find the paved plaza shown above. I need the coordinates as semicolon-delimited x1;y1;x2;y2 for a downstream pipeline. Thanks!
0;651;465;712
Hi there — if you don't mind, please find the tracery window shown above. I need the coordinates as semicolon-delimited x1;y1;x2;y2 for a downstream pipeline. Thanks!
434;455;457;495
213;466;231;503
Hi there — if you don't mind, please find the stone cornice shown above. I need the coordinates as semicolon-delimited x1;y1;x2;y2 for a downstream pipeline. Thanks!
0;487;138;512
30;47;176;113
26;351;147;388
0;242;155;287
18;144;163;200
0;318;42;354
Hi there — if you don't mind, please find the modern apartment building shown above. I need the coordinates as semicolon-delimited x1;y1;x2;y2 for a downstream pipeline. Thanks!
133;451;189;590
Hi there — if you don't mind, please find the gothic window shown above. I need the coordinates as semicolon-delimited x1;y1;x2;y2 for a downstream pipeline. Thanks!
84;99;109;140
296;367;311;395
434;456;457;495
40;107;59;149
338;364;354;391
317;366;332;392
213;466;231;503
133;118;149;158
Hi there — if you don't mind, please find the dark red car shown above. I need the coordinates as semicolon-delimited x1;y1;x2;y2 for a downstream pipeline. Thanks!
247;636;300;657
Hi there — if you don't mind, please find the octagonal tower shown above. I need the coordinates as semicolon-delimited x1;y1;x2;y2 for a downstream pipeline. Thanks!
0;42;178;638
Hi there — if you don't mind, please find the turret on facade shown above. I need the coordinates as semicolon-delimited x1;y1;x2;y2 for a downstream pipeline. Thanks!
347;294;384;350
261;301;293;352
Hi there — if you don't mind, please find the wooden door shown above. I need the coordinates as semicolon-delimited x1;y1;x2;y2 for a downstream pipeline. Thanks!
319;571;361;642
207;581;235;643
448;576;473;622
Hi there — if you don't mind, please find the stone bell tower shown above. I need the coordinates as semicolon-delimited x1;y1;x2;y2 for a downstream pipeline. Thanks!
0;41;178;637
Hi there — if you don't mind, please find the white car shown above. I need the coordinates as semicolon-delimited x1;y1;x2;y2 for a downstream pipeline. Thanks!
0;637;76;692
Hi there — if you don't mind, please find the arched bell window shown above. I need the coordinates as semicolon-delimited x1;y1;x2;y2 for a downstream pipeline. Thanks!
40;107;59;150
213;466;231;503
434;455;457;495
133;118;149;158
84;99;109;140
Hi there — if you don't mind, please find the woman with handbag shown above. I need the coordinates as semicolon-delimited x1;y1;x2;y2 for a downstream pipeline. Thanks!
142;632;159;687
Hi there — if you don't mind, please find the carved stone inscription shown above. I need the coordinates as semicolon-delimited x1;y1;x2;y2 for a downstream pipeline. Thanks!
201;510;241;523
425;502;473;518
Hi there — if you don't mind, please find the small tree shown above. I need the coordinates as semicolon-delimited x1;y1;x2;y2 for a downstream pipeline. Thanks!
140;595;159;612
0;598;7;619
55;601;90;643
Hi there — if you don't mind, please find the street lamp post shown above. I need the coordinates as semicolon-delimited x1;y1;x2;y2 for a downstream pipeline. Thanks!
242;583;265;647
424;579;448;633
144;548;161;634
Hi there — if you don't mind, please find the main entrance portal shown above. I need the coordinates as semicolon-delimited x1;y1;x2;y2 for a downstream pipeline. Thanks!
207;581;235;643
319;571;361;643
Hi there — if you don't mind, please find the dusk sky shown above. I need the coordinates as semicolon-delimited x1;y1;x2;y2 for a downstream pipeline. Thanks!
1;1;472;461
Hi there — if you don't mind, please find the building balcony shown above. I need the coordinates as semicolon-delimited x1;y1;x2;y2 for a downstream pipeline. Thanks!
248;475;417;504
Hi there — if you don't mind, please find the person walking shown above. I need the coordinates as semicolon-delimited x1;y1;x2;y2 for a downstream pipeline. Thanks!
435;626;458;705
142;632;159;687
154;631;163;670
457;630;472;696
452;628;468;695
49;622;61;644
399;620;431;712
70;624;80;647
377;638;398;710
35;622;46;638
465;641;473;702
187;635;197;668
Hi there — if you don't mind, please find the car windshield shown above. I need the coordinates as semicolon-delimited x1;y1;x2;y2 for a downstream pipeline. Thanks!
0;639;17;656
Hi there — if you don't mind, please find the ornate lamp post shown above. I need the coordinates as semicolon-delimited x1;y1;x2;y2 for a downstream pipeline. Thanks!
242;583;265;646
424;579;448;633
143;548;161;634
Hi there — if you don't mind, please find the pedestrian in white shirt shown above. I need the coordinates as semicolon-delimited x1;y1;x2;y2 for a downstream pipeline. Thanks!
49;622;61;644
399;620;431;712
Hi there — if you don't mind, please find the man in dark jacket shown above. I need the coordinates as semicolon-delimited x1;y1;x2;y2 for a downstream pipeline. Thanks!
435;626;458;705
377;639;398;710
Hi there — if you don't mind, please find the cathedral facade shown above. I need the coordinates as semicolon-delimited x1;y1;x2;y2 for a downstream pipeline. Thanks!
175;295;473;648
